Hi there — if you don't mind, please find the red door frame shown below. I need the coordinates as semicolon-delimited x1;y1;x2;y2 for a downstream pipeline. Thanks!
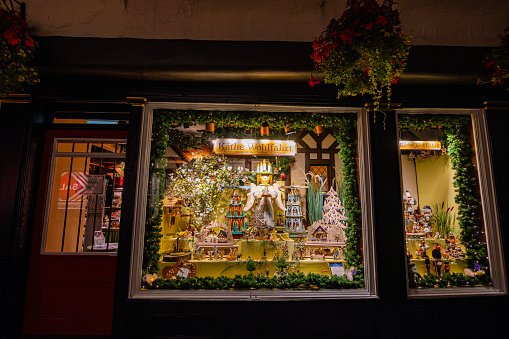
23;129;127;336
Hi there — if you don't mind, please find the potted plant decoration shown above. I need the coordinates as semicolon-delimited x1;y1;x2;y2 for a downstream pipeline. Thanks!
310;0;410;114
0;5;39;97
479;26;508;91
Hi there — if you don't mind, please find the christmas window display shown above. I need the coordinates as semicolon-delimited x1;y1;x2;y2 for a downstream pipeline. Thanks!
399;114;493;289
141;110;366;290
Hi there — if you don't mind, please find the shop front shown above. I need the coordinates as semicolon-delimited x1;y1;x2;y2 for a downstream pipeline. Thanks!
1;39;508;338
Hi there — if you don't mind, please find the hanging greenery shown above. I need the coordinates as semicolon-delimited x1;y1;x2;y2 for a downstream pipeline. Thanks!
478;26;508;91
143;110;364;284
143;112;170;273
399;114;490;285
0;6;39;97
156;109;358;131
310;0;410;113
334;115;363;274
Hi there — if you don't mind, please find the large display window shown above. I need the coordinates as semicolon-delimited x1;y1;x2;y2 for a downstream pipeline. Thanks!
398;109;506;296
129;103;376;299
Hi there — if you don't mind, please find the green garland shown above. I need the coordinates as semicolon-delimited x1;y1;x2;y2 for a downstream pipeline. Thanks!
408;254;491;288
399;114;490;283
157;109;355;130
142;272;364;290
143;110;364;282
143;113;170;273
334;115;363;275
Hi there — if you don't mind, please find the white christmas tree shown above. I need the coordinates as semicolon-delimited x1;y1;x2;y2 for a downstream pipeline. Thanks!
322;187;348;229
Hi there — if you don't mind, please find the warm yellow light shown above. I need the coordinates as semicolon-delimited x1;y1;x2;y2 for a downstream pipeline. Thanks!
399;140;441;150
213;139;297;156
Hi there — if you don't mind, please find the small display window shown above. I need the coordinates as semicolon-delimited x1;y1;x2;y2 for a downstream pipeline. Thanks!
42;139;126;253
398;110;506;295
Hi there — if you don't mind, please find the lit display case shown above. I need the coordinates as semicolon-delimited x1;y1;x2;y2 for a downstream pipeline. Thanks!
130;103;376;299
398;109;506;296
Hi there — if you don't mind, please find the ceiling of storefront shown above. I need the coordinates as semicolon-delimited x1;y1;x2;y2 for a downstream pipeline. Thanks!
19;0;509;47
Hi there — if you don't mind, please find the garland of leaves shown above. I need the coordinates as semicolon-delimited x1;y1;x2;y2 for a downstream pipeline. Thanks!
142;272;364;290
399;115;490;284
334;115;363;275
157;109;357;130
143;110;364;282
407;255;491;288
143;113;169;273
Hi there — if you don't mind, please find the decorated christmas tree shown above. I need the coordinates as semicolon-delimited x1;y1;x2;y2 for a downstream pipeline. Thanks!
306;186;348;246
322;186;348;230
225;189;246;237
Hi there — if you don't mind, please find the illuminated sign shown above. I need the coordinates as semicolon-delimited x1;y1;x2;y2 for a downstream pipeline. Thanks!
213;139;297;156
399;140;442;150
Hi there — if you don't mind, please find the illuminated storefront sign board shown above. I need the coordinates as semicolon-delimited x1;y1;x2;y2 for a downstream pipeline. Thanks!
399;140;442;150
213;139;297;156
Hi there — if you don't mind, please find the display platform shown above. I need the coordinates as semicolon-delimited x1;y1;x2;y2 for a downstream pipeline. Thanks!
158;258;338;278
411;258;466;275
238;238;294;260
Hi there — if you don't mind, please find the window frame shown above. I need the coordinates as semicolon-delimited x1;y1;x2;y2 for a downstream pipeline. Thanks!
397;108;508;298
128;102;378;300
41;137;127;255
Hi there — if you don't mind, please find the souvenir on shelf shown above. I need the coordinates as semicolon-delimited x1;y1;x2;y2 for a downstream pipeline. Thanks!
305;186;348;250
403;190;426;238
285;185;306;238
244;159;285;229
225;188;246;238
244;199;272;240
161;259;197;280
195;221;238;254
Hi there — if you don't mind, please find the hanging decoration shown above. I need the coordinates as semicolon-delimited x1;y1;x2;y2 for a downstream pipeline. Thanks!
0;5;39;97
310;0;410;114
478;26;508;91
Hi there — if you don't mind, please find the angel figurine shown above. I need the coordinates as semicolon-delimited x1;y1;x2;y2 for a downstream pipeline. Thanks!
244;162;285;228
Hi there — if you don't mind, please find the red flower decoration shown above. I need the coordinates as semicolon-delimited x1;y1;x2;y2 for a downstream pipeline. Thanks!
310;0;410;113
308;75;320;88
1;8;40;96
376;15;388;26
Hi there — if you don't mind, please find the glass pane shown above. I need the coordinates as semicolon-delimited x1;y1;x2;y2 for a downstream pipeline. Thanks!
141;112;364;291
399;114;491;288
101;143;118;153
44;141;126;253
56;142;89;152
116;142;127;154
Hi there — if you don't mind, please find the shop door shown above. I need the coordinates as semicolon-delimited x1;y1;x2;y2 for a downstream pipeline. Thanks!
23;130;127;336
